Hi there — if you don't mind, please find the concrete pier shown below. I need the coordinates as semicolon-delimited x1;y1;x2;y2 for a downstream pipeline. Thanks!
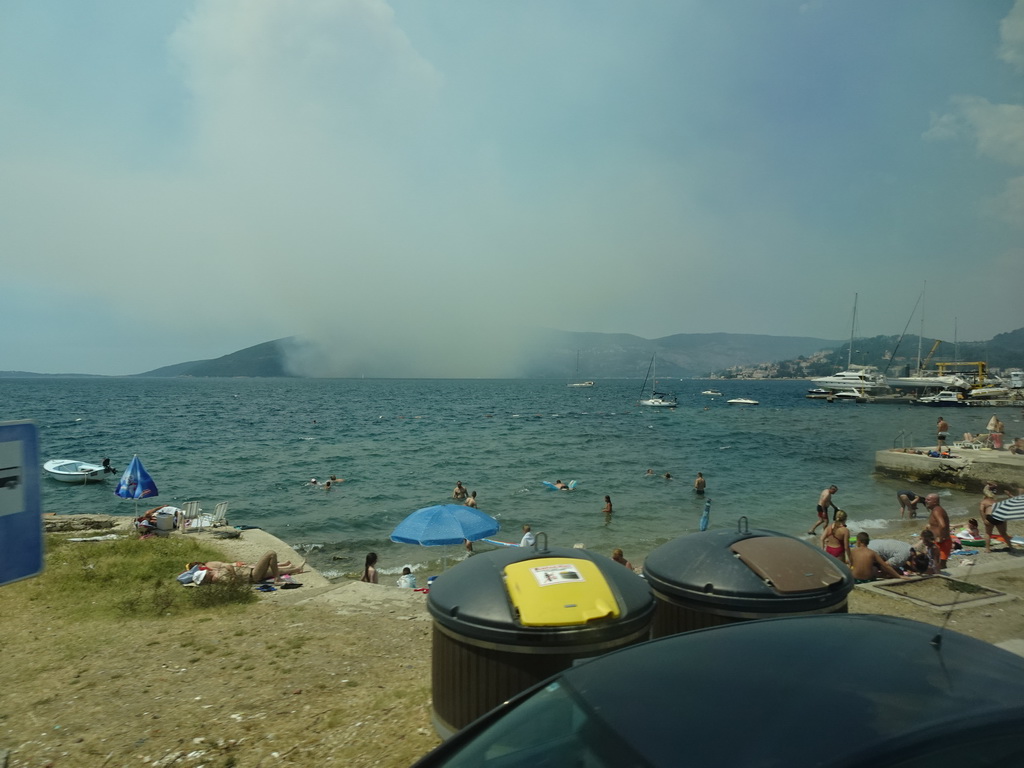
874;447;1024;491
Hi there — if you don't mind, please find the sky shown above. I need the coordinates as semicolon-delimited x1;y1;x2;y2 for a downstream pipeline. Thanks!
2;0;1023;377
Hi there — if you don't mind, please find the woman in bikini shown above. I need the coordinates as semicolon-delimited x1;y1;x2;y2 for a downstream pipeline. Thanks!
194;551;306;585
821;509;849;564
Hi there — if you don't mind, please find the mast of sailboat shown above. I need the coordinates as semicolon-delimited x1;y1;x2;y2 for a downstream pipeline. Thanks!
847;293;857;369
916;281;926;374
638;355;655;399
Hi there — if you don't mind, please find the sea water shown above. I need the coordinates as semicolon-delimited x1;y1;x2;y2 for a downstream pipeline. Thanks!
4;377;1008;581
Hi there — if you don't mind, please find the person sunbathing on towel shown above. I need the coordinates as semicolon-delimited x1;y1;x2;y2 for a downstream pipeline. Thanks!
191;551;306;585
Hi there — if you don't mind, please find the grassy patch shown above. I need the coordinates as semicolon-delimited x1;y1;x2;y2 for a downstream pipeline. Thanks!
16;534;256;620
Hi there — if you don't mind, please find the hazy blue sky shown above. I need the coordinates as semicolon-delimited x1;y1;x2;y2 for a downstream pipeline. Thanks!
2;1;1022;376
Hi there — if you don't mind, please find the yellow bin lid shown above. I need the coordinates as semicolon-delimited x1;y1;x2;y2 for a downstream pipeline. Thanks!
503;558;621;627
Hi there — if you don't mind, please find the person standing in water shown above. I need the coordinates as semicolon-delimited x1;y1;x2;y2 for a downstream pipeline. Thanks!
602;496;613;525
694;472;706;495
809;485;838;536
361;552;379;584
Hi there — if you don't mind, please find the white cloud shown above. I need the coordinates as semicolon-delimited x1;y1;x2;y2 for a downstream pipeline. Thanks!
999;0;1024;71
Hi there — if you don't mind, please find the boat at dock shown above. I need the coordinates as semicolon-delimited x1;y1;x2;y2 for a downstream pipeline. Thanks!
913;390;968;407
811;366;890;393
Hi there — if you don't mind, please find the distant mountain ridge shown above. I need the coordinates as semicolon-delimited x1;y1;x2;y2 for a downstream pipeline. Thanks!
132;332;843;379
5;327;1018;379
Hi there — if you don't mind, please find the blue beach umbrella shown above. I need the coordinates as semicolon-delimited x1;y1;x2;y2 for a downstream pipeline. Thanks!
115;455;158;514
390;504;499;547
699;498;711;532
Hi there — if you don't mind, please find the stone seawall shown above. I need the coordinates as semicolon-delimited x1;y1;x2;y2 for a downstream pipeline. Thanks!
874;448;1024;491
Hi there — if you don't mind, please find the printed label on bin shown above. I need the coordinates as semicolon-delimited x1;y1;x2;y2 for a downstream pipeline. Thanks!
503;558;621;627
529;563;585;586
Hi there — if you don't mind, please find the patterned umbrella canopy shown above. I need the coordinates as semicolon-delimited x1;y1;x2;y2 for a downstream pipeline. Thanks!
114;455;158;501
992;494;1024;522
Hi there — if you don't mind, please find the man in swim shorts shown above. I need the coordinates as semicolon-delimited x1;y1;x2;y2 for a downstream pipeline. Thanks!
849;533;909;583
809;485;838;536
924;493;951;570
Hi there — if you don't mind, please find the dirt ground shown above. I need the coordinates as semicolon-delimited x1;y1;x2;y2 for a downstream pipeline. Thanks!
3;519;1024;768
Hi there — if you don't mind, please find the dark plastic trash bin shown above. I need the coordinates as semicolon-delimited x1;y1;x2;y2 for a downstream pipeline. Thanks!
427;544;654;738
643;526;853;638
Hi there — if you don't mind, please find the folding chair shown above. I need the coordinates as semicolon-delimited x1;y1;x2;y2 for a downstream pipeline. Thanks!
208;501;229;528
181;500;203;532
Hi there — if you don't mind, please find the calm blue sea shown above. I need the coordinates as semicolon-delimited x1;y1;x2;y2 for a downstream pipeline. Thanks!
3;377;1005;581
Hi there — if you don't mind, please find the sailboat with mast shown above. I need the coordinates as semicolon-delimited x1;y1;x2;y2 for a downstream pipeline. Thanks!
810;294;889;393
567;350;595;388
885;283;972;391
638;354;677;407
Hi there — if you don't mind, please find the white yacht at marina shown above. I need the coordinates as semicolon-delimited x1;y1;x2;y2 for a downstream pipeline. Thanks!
810;366;890;393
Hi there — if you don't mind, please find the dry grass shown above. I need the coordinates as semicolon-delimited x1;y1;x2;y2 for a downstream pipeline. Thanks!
0;536;439;767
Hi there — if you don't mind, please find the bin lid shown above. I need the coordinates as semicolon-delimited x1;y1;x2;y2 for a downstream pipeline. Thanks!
427;545;653;645
730;537;845;594
504;558;620;626
643;528;852;611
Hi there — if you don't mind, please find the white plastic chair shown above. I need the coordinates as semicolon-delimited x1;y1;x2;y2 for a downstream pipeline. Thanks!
181;501;203;532
209;501;229;528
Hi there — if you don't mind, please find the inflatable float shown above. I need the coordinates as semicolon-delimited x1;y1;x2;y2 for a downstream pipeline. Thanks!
544;481;577;493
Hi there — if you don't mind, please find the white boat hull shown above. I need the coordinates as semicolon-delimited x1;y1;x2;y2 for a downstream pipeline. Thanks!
886;375;971;390
568;381;595;388
969;387;1010;399
914;391;968;406
43;459;108;483
810;370;890;392
727;398;759;405
639;397;677;407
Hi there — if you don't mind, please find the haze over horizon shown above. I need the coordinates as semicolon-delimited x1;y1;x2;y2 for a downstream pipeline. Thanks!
3;1;1023;377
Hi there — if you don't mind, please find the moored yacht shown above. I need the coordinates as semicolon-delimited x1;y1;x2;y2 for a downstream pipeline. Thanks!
811;366;890;393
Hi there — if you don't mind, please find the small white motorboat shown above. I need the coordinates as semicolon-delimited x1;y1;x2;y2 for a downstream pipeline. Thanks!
914;390;968;406
43;459;109;484
727;398;759;405
702;390;723;396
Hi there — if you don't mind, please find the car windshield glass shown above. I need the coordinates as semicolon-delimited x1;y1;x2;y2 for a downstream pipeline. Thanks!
436;680;649;768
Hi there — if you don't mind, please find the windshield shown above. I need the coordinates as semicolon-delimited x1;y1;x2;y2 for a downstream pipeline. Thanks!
435;680;649;768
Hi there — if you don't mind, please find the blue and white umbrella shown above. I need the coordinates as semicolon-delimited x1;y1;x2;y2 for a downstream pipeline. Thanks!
699;498;712;532
992;494;1024;522
115;455;158;514
390;504;499;546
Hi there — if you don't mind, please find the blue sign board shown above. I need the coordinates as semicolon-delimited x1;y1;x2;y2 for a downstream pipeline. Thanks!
0;421;43;586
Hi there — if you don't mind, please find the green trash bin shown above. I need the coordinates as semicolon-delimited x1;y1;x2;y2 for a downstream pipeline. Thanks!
427;544;654;738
